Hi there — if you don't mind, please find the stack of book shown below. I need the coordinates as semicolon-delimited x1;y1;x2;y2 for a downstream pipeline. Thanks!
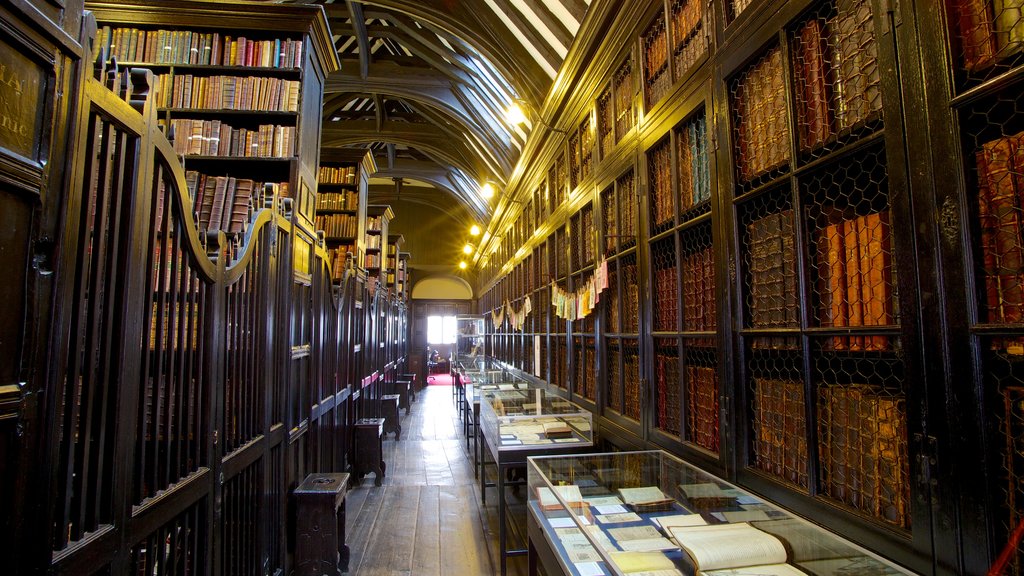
314;214;357;239
654;258;679;332
732;47;790;183
184;170;276;235
686;365;719;452
976;131;1024;325
318;165;357;184
614;61;634;140
672;0;705;78
748;210;799;331
156;74;300;112
952;0;1024;71
817;384;909;527
316;191;358;211
97;28;303;68
682;242;715;332
649;139;674;231
753;378;809;487
677;113;711;212
643;17;670;107
620;170;637;245
816;209;894;351
625;349;642;420
171;119;294;158
657;351;681;435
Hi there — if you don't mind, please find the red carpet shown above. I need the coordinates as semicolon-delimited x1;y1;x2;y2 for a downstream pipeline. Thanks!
427;373;453;386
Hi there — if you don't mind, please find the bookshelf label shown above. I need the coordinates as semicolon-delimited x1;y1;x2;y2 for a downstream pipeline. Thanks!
0;39;46;160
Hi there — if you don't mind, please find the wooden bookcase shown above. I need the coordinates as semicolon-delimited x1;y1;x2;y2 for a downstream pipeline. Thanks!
363;204;394;289
386;233;404;293
316;149;372;283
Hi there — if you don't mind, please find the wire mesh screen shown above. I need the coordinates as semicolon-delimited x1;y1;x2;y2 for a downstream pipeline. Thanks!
987;344;1024;574
742;192;799;340
540;335;549;382
672;0;708;81
557;152;568;206
614;59;635;142
730;45;791;193
556;227;568;279
966;93;1024;328
574;338;587;399
652;236;680;332
947;0;1024;90
571;212;583;272
557;337;569;389
676;110;711;220
649;137;675;236
580;117;594;180
620;169;638;251
623;254;641;334
684;347;719;453
681;223;716;333
790;0;883;161
599;87;615;158
570;131;582;191
814;343;909;529
606;341;623;414
728;0;755;23
748;345;809;488
624;340;642;421
131;499;207;576
549;165;560;214
584;337;597;401
656;337;682;436
643;11;671;110
606;260;620;332
804;144;896;352
582;204;595;266
603;185;618;256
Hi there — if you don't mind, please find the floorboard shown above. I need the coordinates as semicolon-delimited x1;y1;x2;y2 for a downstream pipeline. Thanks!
345;384;529;575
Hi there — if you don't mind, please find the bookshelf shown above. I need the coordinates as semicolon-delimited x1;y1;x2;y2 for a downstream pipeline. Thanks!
396;251;411;301
316;150;373;283
364;204;395;289
386;234;404;292
89;0;338;244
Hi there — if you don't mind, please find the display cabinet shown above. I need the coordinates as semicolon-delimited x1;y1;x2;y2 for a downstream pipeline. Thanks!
527;450;915;576
456;314;487;367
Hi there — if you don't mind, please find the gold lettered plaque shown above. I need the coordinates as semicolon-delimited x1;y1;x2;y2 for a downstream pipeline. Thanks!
0;38;47;161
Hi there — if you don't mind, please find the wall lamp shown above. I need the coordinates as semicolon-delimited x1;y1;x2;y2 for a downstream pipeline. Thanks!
505;99;569;134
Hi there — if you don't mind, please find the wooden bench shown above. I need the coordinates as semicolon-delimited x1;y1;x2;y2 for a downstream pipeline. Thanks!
381;394;402;440
294;472;350;575
353;418;385;486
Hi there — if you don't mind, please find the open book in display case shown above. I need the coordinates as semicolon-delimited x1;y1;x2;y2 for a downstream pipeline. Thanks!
527;450;915;576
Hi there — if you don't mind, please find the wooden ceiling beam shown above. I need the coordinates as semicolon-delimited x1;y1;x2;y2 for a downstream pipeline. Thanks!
345;0;371;79
372;92;384;132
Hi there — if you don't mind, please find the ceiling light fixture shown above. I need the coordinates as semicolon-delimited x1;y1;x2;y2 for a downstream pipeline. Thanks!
481;182;495;199
458;261;467;270
469;224;481;236
463;244;473;255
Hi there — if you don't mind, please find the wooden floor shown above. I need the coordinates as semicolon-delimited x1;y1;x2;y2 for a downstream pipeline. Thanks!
345;385;530;576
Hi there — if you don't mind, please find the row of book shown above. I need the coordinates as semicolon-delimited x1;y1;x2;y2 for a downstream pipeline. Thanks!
364;253;381;269
643;20;669;97
733;47;791;182
657;352;682;435
366;234;382;249
748;210;799;329
816;210;894;351
686;365;719;452
185;171;279;235
653;264;680;332
649;140;674;228
791;0;882;152
98;27;302;68
678;113;711;211
625;353;642;420
327;247;354;282
316;191;358;211
155;73;300;112
315;214;357;239
672;0;706;79
614;64;635;139
318;165;357;184
817;384;909;528
753;378;810;488
170;119;294;158
683;245;717;332
953;0;1024;71
366;215;385;232
976;130;1024;324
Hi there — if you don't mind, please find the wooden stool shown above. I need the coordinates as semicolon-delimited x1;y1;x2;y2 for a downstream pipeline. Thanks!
393;379;412;414
354;418;385;486
294;472;350;576
381;394;402;440
400;373;418;400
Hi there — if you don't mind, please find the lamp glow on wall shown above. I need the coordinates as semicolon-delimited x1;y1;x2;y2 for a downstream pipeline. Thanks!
504;98;569;134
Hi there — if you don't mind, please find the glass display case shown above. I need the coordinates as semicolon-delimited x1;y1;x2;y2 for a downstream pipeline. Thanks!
455;314;486;367
526;450;915;576
480;388;594;454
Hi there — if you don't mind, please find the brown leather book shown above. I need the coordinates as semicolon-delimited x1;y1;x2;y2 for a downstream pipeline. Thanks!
954;0;998;70
818;218;849;349
982;136;1024;322
861;212;893;350
794;18;832;150
843;218;864;350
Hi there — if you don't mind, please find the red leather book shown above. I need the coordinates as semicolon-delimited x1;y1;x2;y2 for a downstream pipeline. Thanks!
818;218;849;349
794;18;833;150
843;218;864;350
861;211;893;350
953;0;998;70
982;136;1024;322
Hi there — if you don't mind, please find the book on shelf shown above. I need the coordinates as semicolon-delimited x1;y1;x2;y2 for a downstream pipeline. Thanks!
951;0;1024;71
686;365;719;451
316;191;358;211
97;27;302;68
794;17;833;151
667;522;803;575
185;170;278;235
748;210;798;331
318;165;357;184
734;47;790;182
753;378;809;487
817;384;909;527
832;0;882;132
976;130;1024;325
171;119;294;158
657;352;681;435
156;74;300;112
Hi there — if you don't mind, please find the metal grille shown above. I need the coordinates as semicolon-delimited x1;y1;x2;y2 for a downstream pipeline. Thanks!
681;223;716;332
574;338;587;399
603;185;618;256
581;204;595;266
671;0;708;81
549;165;560;214
749;345;809;488
741;190;799;339
620;169;638;251
728;0;755;22
557;152;568;207
131;500;206;576
684;347;719;453
643;12;671;110
557;337;569;389
607;343;623;413
623;254;640;334
652;236;679;332
947;0;1024;90
606;261;620;332
989;349;1024;575
580;117;594;180
223;461;262;576
599;87;615;158
556;227;568;279
966;93;1024;327
730;45;791;193
655;337;681;436
814;342;909;528
570;212;583;272
570;131;581;191
614;59;635;142
804;144;896;351
676;110;711;220
585;337;597;401
649;137;675;235
624;340;642;421
790;0;883;161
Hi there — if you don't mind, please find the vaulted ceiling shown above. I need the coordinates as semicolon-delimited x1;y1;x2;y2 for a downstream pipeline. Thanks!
309;0;593;225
